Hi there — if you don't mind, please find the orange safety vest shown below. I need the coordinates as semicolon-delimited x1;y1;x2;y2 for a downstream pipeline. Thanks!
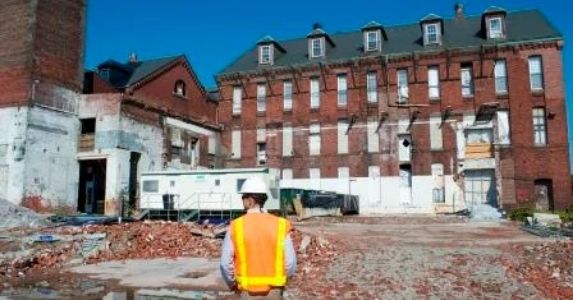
230;213;291;293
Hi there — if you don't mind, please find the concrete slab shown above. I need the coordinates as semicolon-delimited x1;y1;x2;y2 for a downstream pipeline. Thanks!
67;258;228;290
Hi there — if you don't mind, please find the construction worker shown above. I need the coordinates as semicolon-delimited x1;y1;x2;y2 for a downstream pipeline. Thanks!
220;177;297;299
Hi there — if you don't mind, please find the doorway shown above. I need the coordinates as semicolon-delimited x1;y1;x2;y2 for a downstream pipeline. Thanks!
464;169;497;207
535;179;554;211
128;152;141;212
78;159;107;214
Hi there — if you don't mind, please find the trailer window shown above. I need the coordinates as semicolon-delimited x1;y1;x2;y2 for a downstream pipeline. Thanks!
142;180;159;193
237;179;246;192
215;179;220;186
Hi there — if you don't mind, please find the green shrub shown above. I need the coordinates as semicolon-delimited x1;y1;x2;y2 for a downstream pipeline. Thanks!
559;205;573;223
508;207;535;222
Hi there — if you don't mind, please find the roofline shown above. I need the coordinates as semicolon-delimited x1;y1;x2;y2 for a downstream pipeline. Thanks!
142;167;271;176
216;37;563;79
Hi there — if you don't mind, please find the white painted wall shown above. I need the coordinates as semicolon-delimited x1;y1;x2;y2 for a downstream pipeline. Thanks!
0;107;28;205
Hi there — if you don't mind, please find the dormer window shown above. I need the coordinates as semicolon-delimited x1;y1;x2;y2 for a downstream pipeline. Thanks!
424;23;441;45
487;16;504;39
174;80;186;97
259;45;273;65
99;68;110;81
365;31;380;52
311;38;324;58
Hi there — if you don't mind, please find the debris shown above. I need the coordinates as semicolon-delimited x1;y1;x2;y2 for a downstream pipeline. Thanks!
533;213;561;227
469;204;502;222
0;198;50;230
34;234;61;243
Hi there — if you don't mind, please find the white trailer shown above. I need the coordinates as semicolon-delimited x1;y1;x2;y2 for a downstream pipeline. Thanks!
139;168;281;211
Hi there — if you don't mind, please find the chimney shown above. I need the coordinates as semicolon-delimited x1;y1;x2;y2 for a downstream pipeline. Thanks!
455;3;464;19
129;52;138;64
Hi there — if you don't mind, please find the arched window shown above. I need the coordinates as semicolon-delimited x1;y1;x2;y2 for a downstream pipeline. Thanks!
174;80;186;97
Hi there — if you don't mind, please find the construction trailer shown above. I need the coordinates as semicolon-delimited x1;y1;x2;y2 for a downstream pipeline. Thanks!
139;168;281;220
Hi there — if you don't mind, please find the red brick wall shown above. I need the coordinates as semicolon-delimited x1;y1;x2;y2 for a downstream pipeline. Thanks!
131;62;217;126
218;42;572;209
0;0;85;108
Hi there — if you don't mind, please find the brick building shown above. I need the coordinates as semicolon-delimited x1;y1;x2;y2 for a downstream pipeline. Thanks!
216;5;572;213
0;0;86;209
81;55;220;214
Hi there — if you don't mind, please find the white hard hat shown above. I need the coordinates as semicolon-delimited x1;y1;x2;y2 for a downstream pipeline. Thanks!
240;177;269;194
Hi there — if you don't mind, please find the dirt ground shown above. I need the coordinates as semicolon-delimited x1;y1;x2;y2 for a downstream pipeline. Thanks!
287;216;572;300
2;216;573;299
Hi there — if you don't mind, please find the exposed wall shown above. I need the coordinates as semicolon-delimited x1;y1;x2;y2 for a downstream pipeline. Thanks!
0;107;28;204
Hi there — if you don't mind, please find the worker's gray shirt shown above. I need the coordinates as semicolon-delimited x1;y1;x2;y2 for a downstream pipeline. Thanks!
219;209;297;288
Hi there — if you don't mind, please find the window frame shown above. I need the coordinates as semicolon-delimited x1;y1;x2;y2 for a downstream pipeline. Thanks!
365;31;380;51
337;74;348;107
494;59;508;94
309;123;321;156
424;23;441;45
532;107;547;146
311;38;324;58
428;66;440;100
283;80;293;111
337;120;349;154
528;56;544;91
310;78;320;109
397;69;409;103
232;86;242;115
259;45;273;65
460;65;474;97
488;16;504;39
257;83;266;112
282;126;293;157
366;71;378;103
174;80;186;97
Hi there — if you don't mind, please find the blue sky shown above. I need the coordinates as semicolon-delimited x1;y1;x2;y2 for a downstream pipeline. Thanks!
85;0;573;154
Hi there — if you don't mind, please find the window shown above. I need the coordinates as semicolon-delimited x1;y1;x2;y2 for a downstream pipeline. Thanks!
461;64;474;97
282;169;293;180
532;108;547;146
232;86;242;114
309;168;321;179
231;130;241;159
283;81;293;111
466;128;493;144
365;31;380;51
257;83;266;112
494;60;508;94
99;68;110;81
142;180;159;193
311;38;324;58
309;124;321;156
488;17;503;39
397;69;409;103
428;66;440;99
497;110;511;145
171;145;182;161
398;134;412;162
337;74;347;107
259;45;272;64
81;118;96;134
529;56;544;91
174;80;186;97
367;119;379;153
431;164;445;203
424;23;441;45
368;166;380;178
337;120;349;154
338;167;350;178
257;142;267;166
282;126;293;157
310;78;320;109
430;116;443;150
367;72;378;103
208;136;217;155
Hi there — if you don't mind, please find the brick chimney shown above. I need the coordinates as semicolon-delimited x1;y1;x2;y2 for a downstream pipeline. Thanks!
455;3;464;19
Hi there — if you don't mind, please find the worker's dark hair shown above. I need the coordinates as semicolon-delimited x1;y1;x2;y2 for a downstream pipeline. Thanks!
242;193;268;206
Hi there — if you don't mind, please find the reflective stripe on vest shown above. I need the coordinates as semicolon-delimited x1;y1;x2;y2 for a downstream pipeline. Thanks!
233;216;288;291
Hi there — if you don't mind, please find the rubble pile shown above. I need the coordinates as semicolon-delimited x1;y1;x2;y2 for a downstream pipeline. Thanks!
289;230;341;298
82;222;223;263
508;241;573;299
0;198;49;230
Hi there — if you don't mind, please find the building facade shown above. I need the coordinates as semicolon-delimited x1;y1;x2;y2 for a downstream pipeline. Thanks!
0;0;86;210
216;5;572;213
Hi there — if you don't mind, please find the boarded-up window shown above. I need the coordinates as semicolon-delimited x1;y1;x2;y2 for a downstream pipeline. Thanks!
282;126;293;157
283;81;293;111
428;66;440;99
367;119;379;153
338;167;350;178
310;78;320;109
432;164;445;203
208;136;217;155
397;69;408;103
309;124;321;156
282;169;293;180
231;130;241;159
309;168;320;179
430;116;443;150
142;180;159;193
398;134;412;162
232;86;242;114
337;120;349;154
497;110;511;145
337;74;347;107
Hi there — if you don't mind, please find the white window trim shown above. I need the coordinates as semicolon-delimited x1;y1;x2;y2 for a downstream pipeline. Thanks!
309;168;321;179
282;126;293;157
428;66;440;99
424;23;441;45
461;66;474;97
310;38;324;58
367;119;380;153
488;16;504;39
309;124;321;156
283;80;293;111
310;78;320;109
338;167;350;179
397;69;409;103
232;86;242;115
231;130;241;159
337;120;349;154
528;56;544;91
367;72;378;103
532;108;547;146
257;83;266;112
365;31;380;52
368;166;380;178
494;60;508;94
259;45;273;65
337;74;347;107
430;116;443;150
